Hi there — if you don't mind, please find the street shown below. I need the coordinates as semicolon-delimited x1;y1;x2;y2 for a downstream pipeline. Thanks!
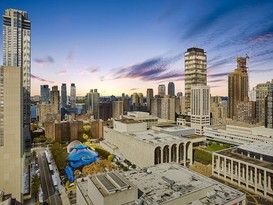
37;148;63;205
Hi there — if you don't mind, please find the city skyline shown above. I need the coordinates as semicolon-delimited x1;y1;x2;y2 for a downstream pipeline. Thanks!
1;0;273;96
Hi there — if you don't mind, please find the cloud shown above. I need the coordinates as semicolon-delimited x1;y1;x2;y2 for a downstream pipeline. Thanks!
251;33;273;43
208;72;230;78
109;54;182;82
56;69;67;76
31;74;55;84
78;66;100;75
65;48;75;62
34;55;55;66
208;79;226;83
130;88;139;91
251;68;273;73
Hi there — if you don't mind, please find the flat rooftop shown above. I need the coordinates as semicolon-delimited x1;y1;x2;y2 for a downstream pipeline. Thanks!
217;144;273;170
128;129;188;145
238;142;273;157
89;172;135;197
124;163;245;204
115;119;142;124
76;178;94;205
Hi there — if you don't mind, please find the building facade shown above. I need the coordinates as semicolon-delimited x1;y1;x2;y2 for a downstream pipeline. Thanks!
0;66;23;202
212;143;273;202
190;86;210;135
40;85;50;103
50;85;60;114
184;47;207;114
228;57;249;119
102;120;193;168
204;125;273;145
146;88;153;112
86;89;100;119
112;101;123;119
61;83;67;108
168;82;175;96
70;83;76;108
256;80;273;125
158;84;166;97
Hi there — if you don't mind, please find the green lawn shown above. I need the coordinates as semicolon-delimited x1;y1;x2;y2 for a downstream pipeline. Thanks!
194;149;212;165
206;143;230;152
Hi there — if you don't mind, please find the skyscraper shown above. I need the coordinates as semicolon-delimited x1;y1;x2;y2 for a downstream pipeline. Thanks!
190;86;210;135
265;81;273;128
0;66;23;202
228;57;249;119
70;83;76;108
146;88;154;112
184;47;207;114
256;80;273;124
3;9;31;137
40;85;50;103
158;84;166;97
86;89;100;119
50;86;60;114
61;83;67;108
168;82;175;96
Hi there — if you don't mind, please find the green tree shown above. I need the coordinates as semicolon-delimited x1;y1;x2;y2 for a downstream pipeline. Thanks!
32;150;37;159
31;174;40;200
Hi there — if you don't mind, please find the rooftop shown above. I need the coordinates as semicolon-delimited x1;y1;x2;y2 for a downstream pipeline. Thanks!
128;129;188;145
124;163;245;205
89;172;135;197
76;178;94;205
238;142;273;157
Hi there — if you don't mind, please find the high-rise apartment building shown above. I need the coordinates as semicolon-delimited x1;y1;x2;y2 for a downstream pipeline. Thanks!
264;80;273;128
146;88;154;112
256;80;273;124
121;93;129;112
228;57;249;119
112;101;123;119
3;8;31;146
177;92;183;97
70;83;76;108
86;89;100;119
158;84;166;97
190;86;210;135
168;82;175;96
0;66;23;202
139;93;143;106
50;86;60;114
131;93;140;107
40;85;50;103
184;47;207;114
61;83;67;108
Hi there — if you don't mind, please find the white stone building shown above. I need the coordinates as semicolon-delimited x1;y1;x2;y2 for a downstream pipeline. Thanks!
212;142;273;202
125;163;246;205
102;119;193;167
190;85;210;135
124;111;158;128
204;125;273;145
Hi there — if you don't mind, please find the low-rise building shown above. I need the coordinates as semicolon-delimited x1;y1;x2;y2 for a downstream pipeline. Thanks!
102;119;193;167
76;172;137;205
124;111;158;128
125;163;246;205
212;142;273;202
204;124;273;145
76;164;246;205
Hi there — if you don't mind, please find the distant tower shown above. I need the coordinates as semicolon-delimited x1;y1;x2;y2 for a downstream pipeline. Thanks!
50;86;60;114
158;84;166;97
146;88;154;112
139;93;144;106
177;92;183;97
70;83;76;108
168;82;175;96
86;89;100;119
228;57;249;119
112;101;123;119
40;85;50;103
61;83;67;108
131;93;140;107
184;47;207;114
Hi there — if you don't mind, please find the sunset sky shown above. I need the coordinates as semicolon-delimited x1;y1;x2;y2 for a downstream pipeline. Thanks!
1;0;273;96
